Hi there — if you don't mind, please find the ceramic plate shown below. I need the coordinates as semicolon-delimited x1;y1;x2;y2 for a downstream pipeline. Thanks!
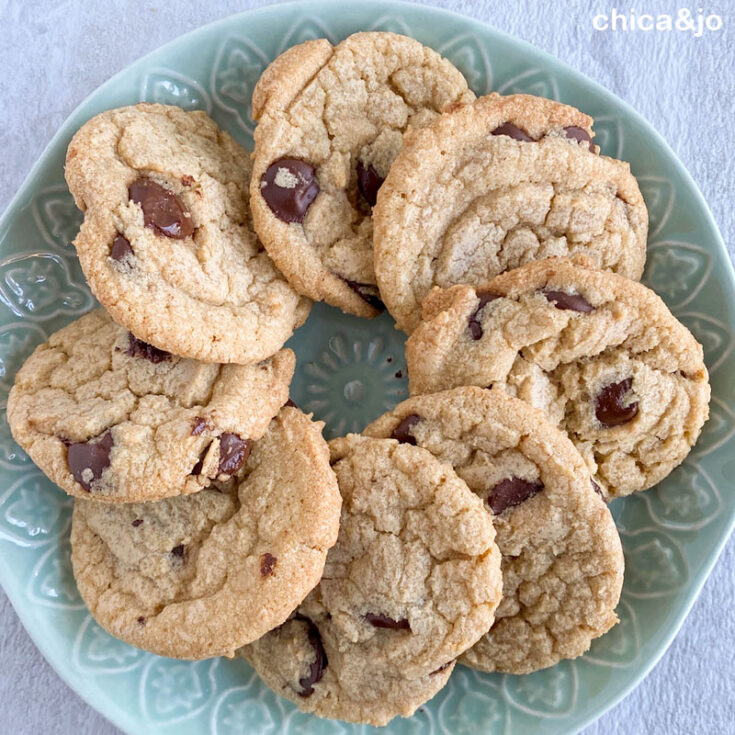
0;1;733;733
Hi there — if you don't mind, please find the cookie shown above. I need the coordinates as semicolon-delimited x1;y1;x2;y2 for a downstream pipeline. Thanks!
241;618;454;727
249;32;475;318
364;386;625;673
65;103;311;363
7;309;294;502
373;93;648;332
405;258;710;497
240;435;502;724
70;406;341;659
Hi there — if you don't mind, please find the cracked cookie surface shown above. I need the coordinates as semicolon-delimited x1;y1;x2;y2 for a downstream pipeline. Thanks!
364;386;624;674
65;103;311;363
405;258;710;497
240;435;501;724
7;309;294;502
373;93;648;332
70;406;341;659
249;32;475;318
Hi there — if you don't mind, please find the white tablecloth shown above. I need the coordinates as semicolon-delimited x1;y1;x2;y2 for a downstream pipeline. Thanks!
0;1;733;733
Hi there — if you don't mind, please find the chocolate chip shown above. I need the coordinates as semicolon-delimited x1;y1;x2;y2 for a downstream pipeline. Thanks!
595;378;639;427
131;518;144;527
136;616;146;626
564;126;595;153
386;356;393;363
295;617;327;697
346;281;385;312
365;613;411;630
191;418;207;436
260;552;277;577
126;333;171;363
171;545;185;559
67;431;114;491
111;234;133;261
542;289;594;313
394;369;403;379
356;161;384;207
491;123;534;142
190;446;208;475
488;477;544;515
128;178;194;239
431;661;453;675
217;434;251;475
391;414;423;445
468;291;499;340
261;158;319;223
189;434;253;475
590;479;606;500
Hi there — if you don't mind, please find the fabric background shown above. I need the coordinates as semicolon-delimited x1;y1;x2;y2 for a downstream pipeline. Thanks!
0;1;732;733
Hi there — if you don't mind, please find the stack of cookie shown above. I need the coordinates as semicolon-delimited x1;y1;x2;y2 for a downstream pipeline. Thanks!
6;30;710;727
7;93;354;661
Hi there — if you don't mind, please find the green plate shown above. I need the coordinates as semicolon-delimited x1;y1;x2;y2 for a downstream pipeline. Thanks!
0;1;733;733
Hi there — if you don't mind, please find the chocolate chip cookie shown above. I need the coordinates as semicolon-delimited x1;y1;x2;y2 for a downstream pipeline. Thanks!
240;435;502;724
373;93;648;332
405;258;710;497
249;32;475;318
70;406;341;659
7;309;294;502
364;386;625;673
65;103;311;364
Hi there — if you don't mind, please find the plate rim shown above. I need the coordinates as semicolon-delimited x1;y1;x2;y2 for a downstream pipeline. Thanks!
0;1;733;734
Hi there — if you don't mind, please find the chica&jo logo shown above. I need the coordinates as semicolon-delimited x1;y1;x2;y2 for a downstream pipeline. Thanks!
592;8;724;36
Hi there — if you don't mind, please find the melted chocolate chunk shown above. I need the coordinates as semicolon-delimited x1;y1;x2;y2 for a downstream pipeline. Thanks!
67;430;114;491
191;417;207;436
590;479;605;499
171;545;185;559
260;552;277;577
564;126;595;153
390;414;423;445
488;477;544;515
218;434;251;475
595;378;639;427
345;281;385;312
356;161;384;207
131;518;144;527
190;445;208;475
126;333;171;363
365;613;411;630
261;158;319;223
296;617;327;697
542;289;594;313
468;291;499;340
491;122;534;142
110;234;134;261
128;178;193;239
